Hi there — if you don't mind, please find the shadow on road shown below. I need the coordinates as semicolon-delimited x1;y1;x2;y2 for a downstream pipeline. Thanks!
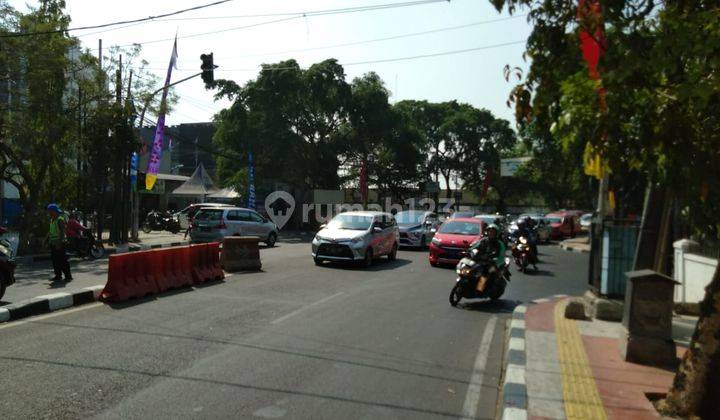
318;258;412;271
458;298;519;314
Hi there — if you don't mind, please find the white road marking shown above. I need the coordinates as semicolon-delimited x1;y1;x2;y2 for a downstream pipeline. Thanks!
0;302;103;330
461;316;497;419
270;292;344;325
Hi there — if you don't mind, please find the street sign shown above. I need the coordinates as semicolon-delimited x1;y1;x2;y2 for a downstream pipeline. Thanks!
500;157;532;177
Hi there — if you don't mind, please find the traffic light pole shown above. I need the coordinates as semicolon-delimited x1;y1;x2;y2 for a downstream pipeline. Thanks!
132;71;203;241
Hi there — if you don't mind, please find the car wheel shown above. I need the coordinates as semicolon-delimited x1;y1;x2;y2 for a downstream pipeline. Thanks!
314;257;323;266
449;284;461;307
90;245;104;259
430;261;438;267
0;281;5;301
142;224;151;234
388;243;397;261
266;232;277;247
364;248;373;267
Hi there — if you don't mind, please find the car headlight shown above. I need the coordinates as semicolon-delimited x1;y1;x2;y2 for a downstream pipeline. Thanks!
431;237;441;245
351;236;364;244
315;235;328;242
520;237;528;244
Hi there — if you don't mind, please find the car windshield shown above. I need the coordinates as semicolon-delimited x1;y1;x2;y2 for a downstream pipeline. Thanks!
395;211;424;225
452;212;475;218
327;214;373;230
546;216;562;224
476;216;496;224
438;221;481;235
195;209;224;221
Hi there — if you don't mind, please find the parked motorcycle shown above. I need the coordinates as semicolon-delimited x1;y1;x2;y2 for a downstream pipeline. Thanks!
511;236;536;273
142;210;181;234
66;232;104;259
449;249;511;306
0;227;17;301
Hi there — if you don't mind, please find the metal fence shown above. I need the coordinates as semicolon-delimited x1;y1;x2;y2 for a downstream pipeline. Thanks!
588;218;641;297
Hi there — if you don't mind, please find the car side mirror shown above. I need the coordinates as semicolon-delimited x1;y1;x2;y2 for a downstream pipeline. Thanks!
372;226;383;234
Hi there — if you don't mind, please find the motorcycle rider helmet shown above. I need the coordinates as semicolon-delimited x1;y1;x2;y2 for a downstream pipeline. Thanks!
486;223;499;236
46;203;61;213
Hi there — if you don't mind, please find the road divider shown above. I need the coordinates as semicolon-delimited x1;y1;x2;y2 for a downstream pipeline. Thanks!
101;243;224;303
221;236;262;272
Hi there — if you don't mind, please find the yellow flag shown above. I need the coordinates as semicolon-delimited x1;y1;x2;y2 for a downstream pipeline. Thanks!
145;173;157;191
583;142;606;179
608;190;616;210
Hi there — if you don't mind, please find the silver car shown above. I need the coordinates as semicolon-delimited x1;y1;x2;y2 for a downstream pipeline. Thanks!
190;207;279;246
312;211;399;267
395;210;439;248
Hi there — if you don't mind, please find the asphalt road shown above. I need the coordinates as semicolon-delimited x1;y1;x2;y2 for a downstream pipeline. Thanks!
0;240;587;419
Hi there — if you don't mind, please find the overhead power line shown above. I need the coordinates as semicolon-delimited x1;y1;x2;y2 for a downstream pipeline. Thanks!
1;0;235;38
223;14;528;60
87;0;450;50
157;39;527;73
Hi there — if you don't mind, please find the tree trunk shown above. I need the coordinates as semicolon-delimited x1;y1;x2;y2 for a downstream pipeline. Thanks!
661;264;720;418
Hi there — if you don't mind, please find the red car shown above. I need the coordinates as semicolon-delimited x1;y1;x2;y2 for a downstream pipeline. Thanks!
429;217;484;266
545;212;582;239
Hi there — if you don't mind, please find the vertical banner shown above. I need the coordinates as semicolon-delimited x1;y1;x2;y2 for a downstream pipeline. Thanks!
247;152;256;209
359;160;368;204
145;36;178;190
130;152;138;191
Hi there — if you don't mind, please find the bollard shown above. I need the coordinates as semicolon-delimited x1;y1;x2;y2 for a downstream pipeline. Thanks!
221;236;262;272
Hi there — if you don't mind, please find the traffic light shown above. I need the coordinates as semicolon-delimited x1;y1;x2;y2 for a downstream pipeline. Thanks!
200;53;216;86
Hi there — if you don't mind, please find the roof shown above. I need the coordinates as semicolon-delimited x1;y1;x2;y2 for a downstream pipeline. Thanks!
446;217;483;223
171;163;218;196
337;211;388;217
207;187;239;199
156;173;190;182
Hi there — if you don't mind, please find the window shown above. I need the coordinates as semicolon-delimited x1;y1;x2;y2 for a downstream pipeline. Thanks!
250;212;265;223
195;209;224;221
226;210;241;221
237;210;252;221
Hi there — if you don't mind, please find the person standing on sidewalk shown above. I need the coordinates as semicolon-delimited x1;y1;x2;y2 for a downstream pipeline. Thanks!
46;203;72;283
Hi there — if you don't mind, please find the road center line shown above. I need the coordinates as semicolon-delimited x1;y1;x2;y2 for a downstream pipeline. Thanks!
460;316;497;420
271;292;344;325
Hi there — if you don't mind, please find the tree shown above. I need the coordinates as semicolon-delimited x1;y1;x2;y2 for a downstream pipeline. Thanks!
485;0;720;415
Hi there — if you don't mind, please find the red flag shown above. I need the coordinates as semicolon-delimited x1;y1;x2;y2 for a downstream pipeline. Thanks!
577;0;607;110
359;161;368;203
481;168;492;197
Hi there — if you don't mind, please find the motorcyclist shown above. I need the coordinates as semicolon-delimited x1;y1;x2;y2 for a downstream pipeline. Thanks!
468;224;506;293
66;212;90;254
515;217;539;264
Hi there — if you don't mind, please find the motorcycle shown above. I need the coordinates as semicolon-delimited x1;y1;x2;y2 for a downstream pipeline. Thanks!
142;210;181;234
511;236;536;273
67;231;104;259
0;227;17;301
449;249;511;307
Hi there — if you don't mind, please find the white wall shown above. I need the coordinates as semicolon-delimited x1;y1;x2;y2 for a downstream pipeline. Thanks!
674;239;719;304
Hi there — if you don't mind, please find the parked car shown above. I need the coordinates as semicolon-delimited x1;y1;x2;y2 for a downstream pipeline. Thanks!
474;214;508;234
580;213;593;231
190;207;278;246
545;212;582;239
312;211;399;267
507;214;552;243
395;210;440;248
176;203;234;230
429;217;484;266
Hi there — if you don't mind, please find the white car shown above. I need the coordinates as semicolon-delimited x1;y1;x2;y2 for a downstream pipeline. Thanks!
312;211;399;267
395;210;439;248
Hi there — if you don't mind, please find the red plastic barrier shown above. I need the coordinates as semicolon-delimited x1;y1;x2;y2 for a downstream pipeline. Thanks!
101;253;131;302
128;250;160;299
172;246;194;287
191;243;210;284
153;248;171;292
208;242;224;280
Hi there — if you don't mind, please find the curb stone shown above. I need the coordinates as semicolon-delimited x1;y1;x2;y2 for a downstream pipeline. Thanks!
0;285;105;324
501;294;568;420
16;241;190;264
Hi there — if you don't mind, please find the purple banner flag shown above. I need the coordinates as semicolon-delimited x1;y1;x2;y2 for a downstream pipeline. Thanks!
146;36;178;190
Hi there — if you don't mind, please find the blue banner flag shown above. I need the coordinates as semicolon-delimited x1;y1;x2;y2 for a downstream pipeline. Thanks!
247;152;256;209
130;152;138;191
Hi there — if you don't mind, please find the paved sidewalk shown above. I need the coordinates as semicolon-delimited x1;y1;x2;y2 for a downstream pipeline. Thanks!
503;296;694;420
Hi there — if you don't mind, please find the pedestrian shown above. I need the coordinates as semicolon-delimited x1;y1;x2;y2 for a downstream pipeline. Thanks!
46;203;72;283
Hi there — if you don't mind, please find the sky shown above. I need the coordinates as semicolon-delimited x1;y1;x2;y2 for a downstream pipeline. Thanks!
8;0;533;127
